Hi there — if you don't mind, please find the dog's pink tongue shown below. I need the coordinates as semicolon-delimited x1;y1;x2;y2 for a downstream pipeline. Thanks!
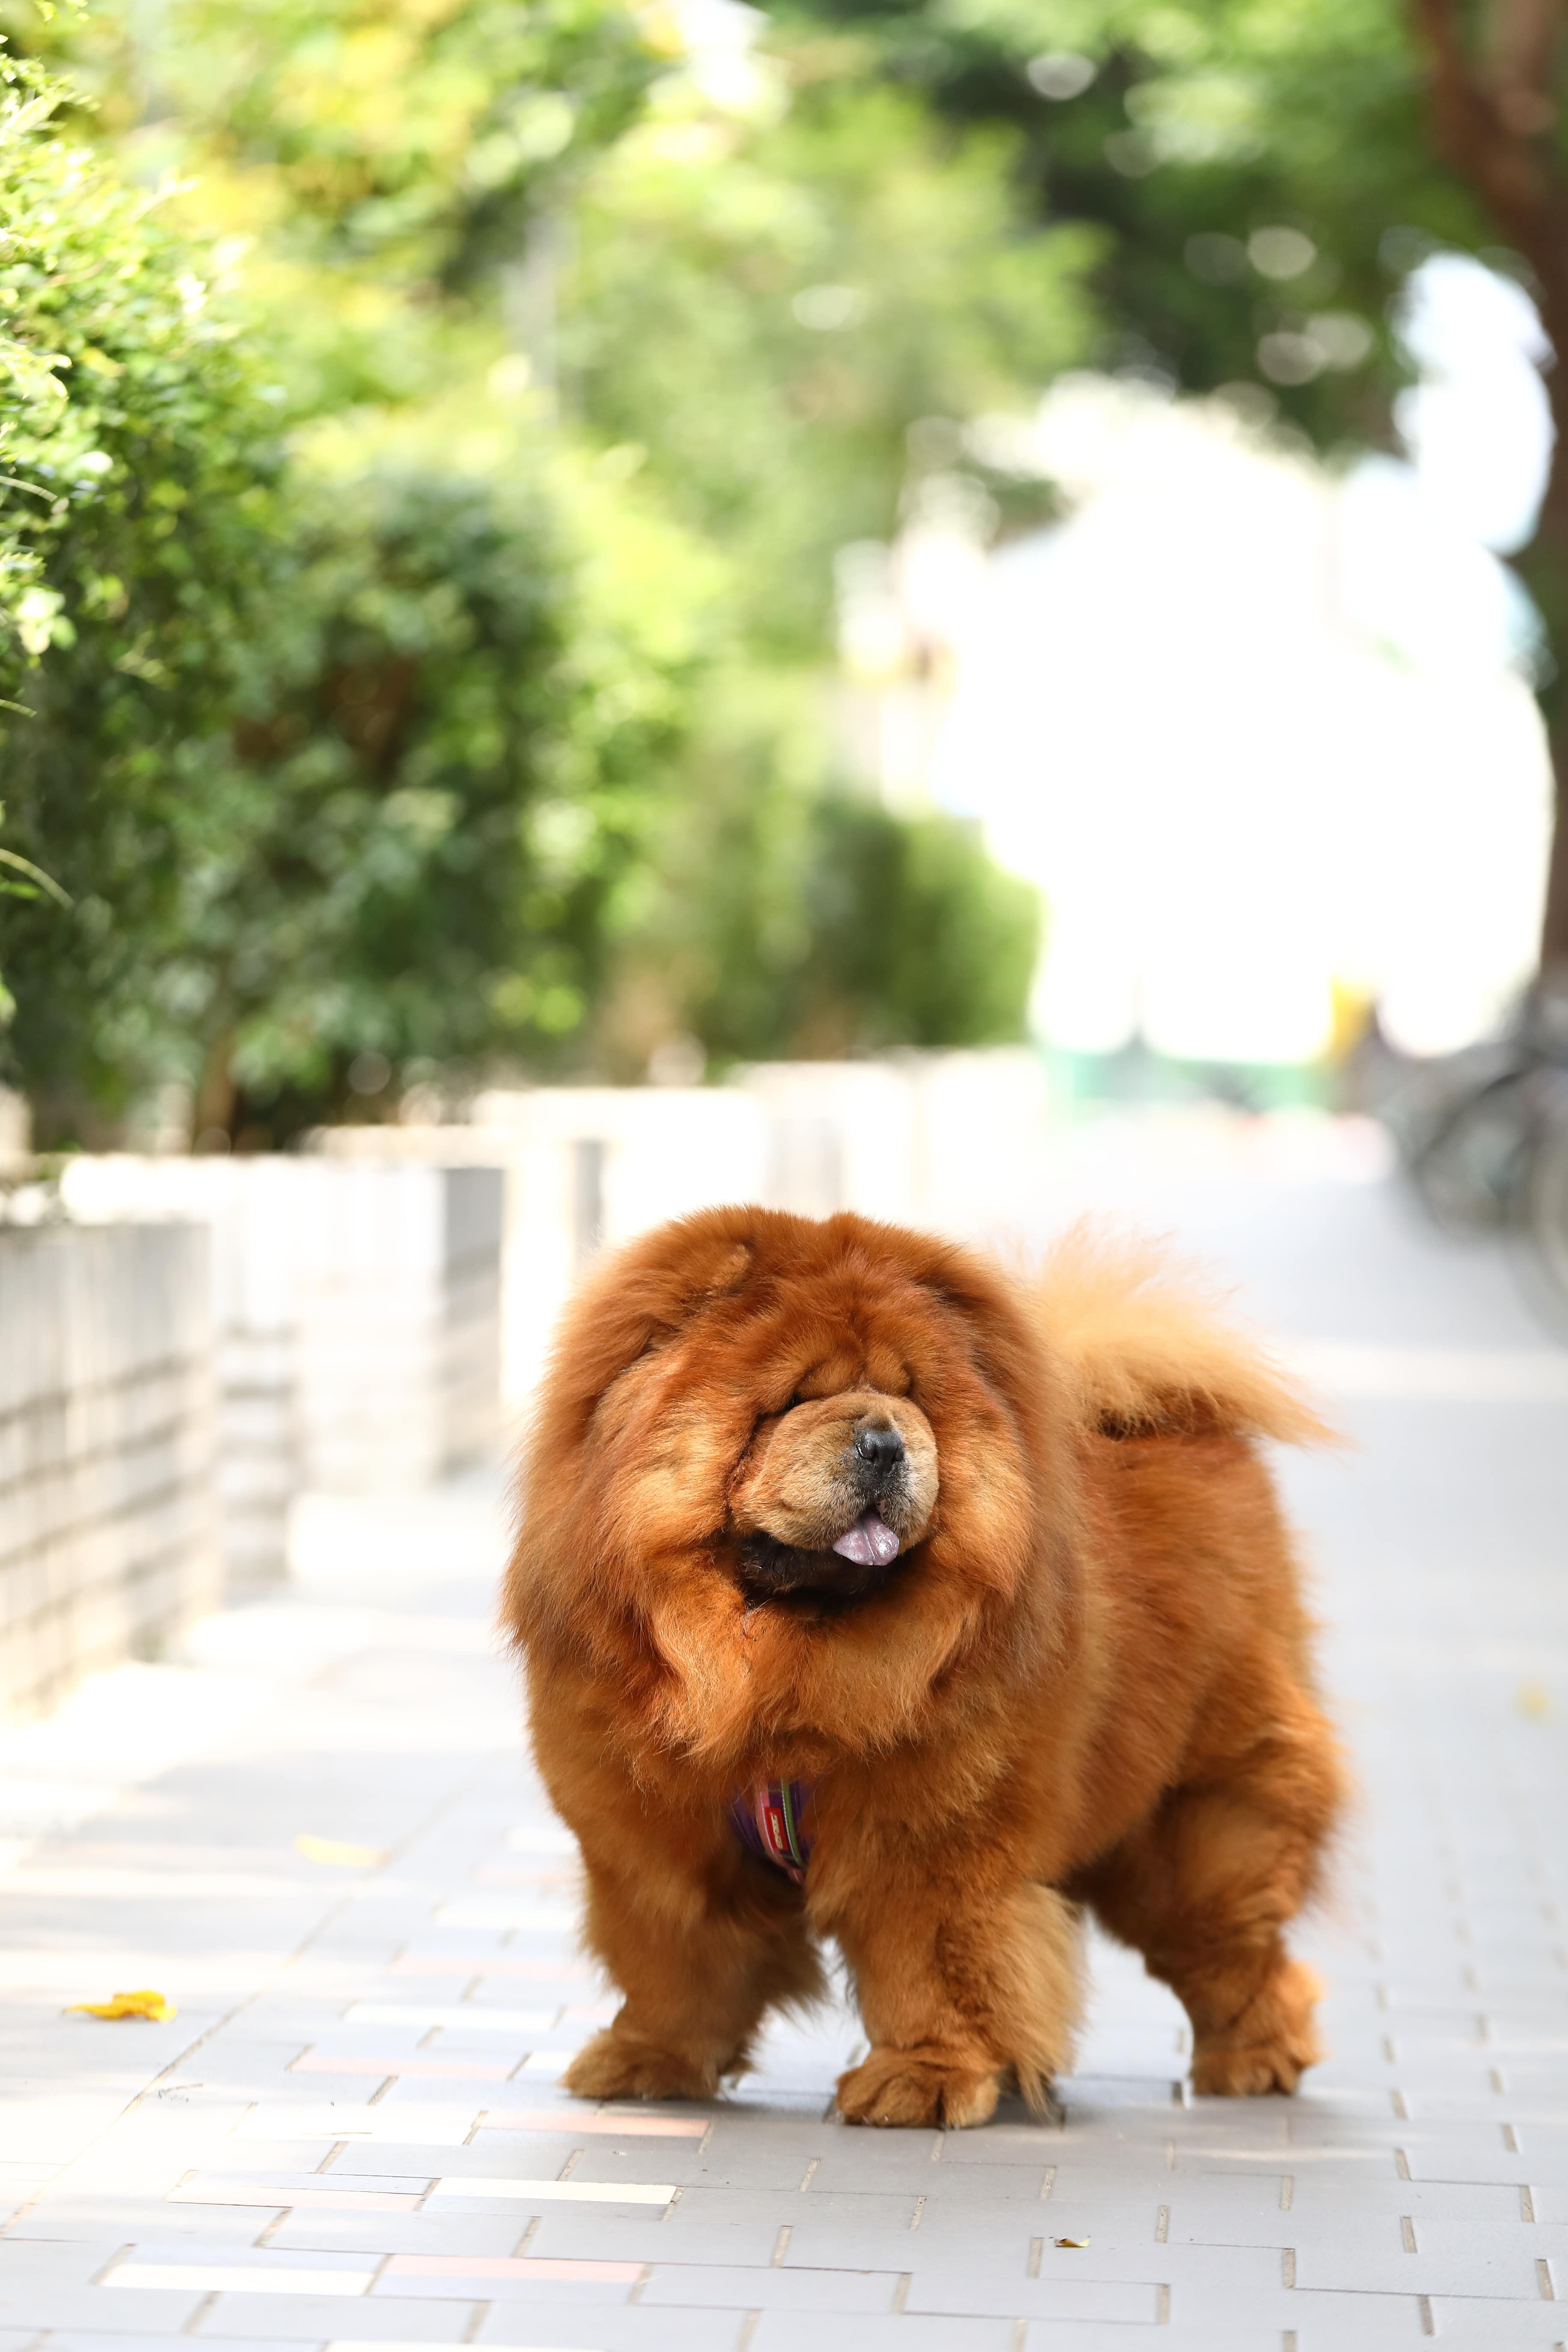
832;1510;900;1569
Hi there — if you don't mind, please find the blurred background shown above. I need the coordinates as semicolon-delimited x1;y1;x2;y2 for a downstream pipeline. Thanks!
3;0;1567;1140
4;0;1568;1709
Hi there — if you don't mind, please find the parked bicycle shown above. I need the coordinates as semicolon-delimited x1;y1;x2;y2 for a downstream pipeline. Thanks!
1382;985;1568;1326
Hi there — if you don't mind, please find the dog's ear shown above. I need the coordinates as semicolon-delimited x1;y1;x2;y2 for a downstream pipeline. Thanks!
550;1213;757;1413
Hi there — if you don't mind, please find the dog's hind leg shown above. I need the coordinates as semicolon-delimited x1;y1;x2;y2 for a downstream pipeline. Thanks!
563;1831;823;2105
1072;1693;1344;2096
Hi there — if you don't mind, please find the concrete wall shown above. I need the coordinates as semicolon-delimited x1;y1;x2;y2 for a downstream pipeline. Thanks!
56;1159;505;1582
0;1220;218;1725
290;1161;504;1493
312;1048;1054;1403
734;1050;1055;1233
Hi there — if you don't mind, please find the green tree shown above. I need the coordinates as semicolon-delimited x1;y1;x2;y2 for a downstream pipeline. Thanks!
0;54;283;1130
564;66;1098;651
61;0;662;420
558;43;1085;1062
0;807;67;1028
164;415;713;1142
0;41;713;1142
157;0;654;287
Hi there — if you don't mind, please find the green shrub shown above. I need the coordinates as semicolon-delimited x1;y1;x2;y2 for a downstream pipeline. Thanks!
612;680;1040;1068
0;56;709;1142
797;798;1041;1055
0;56;282;1127
161;420;709;1141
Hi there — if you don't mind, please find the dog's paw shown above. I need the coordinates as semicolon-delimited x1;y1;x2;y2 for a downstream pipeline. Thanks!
1191;1959;1324;2097
563;2026;718;2104
1192;2042;1310;2096
836;2047;1002;2129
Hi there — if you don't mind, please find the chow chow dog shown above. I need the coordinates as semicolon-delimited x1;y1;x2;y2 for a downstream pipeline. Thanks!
504;1208;1343;2127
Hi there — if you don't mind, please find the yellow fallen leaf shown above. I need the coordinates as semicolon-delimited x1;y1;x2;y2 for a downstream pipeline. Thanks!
1517;1681;1551;1720
295;1835;387;1868
67;1988;176;2021
1053;2236;1089;2248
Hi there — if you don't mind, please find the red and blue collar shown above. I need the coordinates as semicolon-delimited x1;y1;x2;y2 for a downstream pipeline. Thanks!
729;1780;813;1883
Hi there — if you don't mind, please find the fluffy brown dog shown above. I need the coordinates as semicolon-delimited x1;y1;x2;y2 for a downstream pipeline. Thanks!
504;1208;1344;2128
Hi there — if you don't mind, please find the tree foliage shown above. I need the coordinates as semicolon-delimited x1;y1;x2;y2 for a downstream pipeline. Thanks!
162;421;712;1141
158;0;655;287
0;54;282;1124
0;2;1088;1132
757;797;1041;1058
0;40;711;1140
564;70;1098;654
602;674;1040;1070
770;0;1464;437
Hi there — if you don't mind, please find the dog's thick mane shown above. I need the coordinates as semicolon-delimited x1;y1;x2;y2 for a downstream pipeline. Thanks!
1033;1222;1330;1447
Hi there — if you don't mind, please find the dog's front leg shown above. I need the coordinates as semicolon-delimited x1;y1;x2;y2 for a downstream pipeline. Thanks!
827;1867;1083;2128
563;1822;823;2105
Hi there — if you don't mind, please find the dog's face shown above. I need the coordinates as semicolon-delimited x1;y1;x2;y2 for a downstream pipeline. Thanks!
513;1207;1066;1757
730;1389;941;1601
539;1210;1051;1605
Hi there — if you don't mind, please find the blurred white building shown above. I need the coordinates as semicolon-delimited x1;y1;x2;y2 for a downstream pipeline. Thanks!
928;360;1551;1067
827;261;1551;1067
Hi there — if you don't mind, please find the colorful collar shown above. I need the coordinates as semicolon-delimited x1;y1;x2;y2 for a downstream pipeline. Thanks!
729;1780;813;1884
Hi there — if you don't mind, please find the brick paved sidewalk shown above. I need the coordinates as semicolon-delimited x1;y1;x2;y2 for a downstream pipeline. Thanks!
2;1163;1568;2350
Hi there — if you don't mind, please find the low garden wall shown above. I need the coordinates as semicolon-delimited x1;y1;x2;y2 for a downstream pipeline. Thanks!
57;1159;505;1586
0;1219;218;1725
314;1049;1054;1401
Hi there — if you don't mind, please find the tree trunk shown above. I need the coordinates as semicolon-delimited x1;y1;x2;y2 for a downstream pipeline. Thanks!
191;1026;236;1148
1531;706;1568;988
1409;0;1568;987
1508;280;1568;984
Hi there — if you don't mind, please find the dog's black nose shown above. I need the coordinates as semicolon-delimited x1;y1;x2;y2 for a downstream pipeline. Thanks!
853;1424;905;1474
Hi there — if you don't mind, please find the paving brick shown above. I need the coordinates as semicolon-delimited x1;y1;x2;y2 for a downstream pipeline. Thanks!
929;2125;1071;2167
903;2159;1055;2202
101;2245;381;2291
9;2290;212;2333
912;2190;1160;2246
262;2212;524;2255
372;2262;640;2302
908;2272;1157;2321
753;2319;1014;2352
790;2138;943;2194
664;2185;918;2233
525;2210;781;2265
1021;2302;1429;2350
472;2307;744;2351
561;2146;727;2191
1166;2172;1532;2245
191;2297;481;2340
43;2338;305;2352
1423;2306;1568;2350
1292;2223;1546;2295
6;2206;271;2249
777;2218;929;2268
638;2262;897;2310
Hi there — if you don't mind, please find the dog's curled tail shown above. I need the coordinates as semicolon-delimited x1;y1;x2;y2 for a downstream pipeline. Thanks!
1031;1221;1332;1446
